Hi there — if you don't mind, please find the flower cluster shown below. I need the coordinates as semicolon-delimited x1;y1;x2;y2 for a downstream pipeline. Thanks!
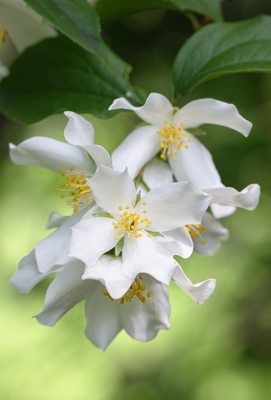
10;94;260;349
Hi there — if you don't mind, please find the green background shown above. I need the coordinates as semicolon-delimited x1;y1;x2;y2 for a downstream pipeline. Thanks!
0;4;271;400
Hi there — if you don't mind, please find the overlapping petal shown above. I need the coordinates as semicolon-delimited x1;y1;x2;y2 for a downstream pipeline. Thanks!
143;158;173;189
35;209;86;273
10;250;58;294
138;182;210;231
112;126;160;179
192;213;229;256
36;262;95;327
159;228;194;259
120;275;170;341
64;111;94;147
70;214;118;266
85;286;122;350
122;231;178;284
169;134;222;189
82;255;133;299
90;166;137;215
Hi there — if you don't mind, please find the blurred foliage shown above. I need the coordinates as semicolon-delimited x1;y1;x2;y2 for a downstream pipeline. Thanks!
0;1;271;399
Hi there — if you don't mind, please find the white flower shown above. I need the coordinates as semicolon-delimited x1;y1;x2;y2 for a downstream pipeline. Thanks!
186;212;229;256
109;93;260;217
0;0;56;80
10;111;111;212
10;112;111;274
14;255;215;349
69;165;211;287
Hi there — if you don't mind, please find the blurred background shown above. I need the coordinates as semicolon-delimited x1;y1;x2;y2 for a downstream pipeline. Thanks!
0;1;271;399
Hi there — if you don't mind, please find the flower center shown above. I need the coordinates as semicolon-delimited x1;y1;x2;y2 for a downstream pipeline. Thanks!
186;224;206;245
0;28;8;44
157;122;191;160
57;167;92;213
112;203;152;240
103;276;152;304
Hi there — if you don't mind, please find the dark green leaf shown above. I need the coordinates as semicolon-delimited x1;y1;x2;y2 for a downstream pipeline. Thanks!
173;15;271;96
95;0;222;22
168;0;222;21
24;0;101;54
187;127;207;136
0;37;143;124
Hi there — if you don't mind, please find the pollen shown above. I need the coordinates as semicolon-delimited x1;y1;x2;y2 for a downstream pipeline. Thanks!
112;205;152;240
56;167;92;213
0;28;8;44
103;276;152;304
157;122;191;160
186;224;206;245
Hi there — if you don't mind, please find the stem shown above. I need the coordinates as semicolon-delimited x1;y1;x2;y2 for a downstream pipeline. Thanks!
184;11;201;31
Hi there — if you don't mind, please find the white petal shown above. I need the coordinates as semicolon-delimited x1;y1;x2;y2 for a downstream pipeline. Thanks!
36;261;94;326
122;232;178;284
143;158;173;189
206;184;260;211
10;250;58;293
173;267;216;304
159;227;194;259
70;215;118;266
193;212;229;256
9;137;95;174
0;0;55;53
138;182;210;231
120;275;170;341
82;255;133;299
85;285;122;350
210;204;236;219
109;92;173;126
90;166;136;214
85;144;112;168
112;125;160;179
46;211;68;229
64;111;94;146
35;210;86;273
169;134;222;189
174;98;252;137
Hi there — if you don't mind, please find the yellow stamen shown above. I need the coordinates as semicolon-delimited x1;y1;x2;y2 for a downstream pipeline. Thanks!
157;122;191;160
56;167;92;213
103;276;152;304
186;224;206;245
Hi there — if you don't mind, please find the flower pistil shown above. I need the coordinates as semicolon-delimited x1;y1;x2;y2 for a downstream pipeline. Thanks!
112;203;152;240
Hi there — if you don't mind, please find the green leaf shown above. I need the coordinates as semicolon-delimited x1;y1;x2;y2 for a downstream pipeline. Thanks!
95;0;222;22
168;0;222;21
173;15;271;96
24;0;133;88
0;37;143;124
115;237;124;257
24;0;101;54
